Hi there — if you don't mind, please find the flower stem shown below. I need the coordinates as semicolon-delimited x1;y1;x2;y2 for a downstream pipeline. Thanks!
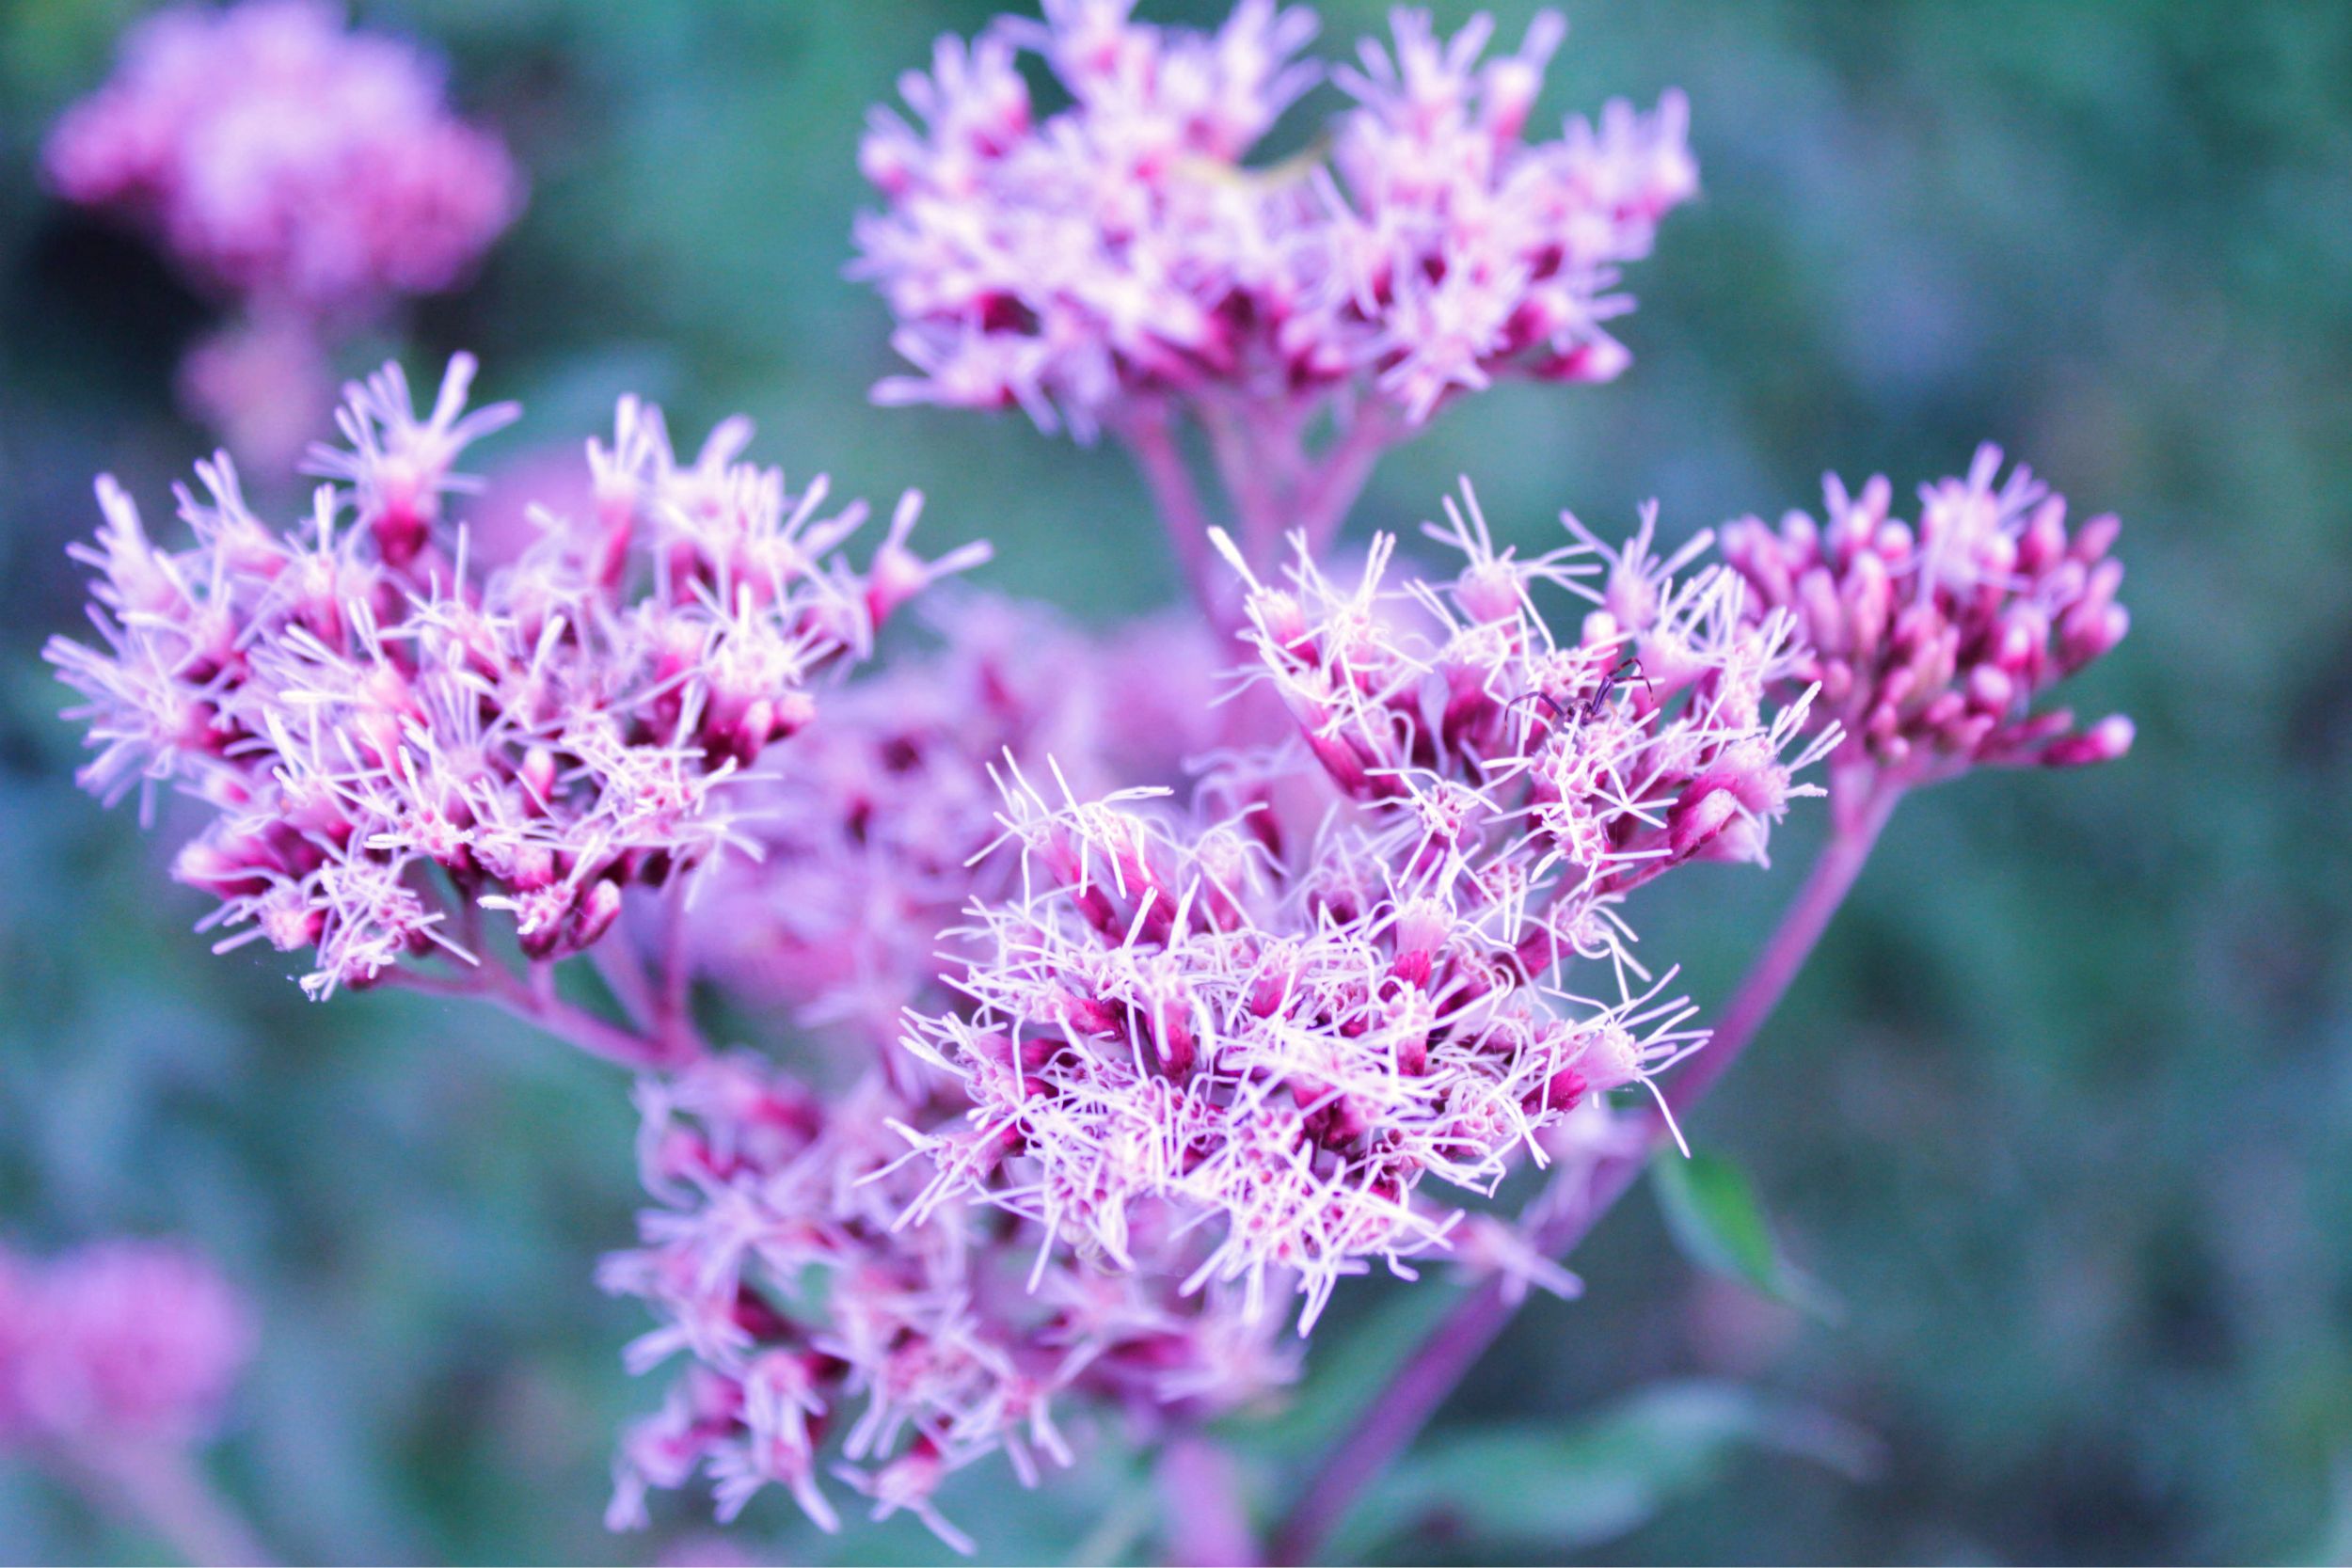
1267;782;1902;1564
1651;778;1900;1122
67;1440;272;1566
1199;395;1298;569
382;958;702;1073
1201;396;1395;571
589;942;658;1034
1159;1432;1260;1566
1290;408;1394;562
651;879;697;1063
1116;409;1229;628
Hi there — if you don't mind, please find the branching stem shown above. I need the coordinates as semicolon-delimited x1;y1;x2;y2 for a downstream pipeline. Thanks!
381;951;704;1073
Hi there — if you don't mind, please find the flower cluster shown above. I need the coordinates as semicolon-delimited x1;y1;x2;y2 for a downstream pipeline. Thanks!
0;1240;251;1452
45;0;517;317
598;1054;1290;1547
692;594;1228;1054
46;355;985;1003
612;596;1254;1545
1719;445;2134;800
903;494;1836;1327
855;2;1694;440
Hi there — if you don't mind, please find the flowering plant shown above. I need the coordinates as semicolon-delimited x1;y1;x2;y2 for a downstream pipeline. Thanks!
29;2;2138;1561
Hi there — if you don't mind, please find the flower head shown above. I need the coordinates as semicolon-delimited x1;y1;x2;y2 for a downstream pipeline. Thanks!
1718;445;2134;798
855;3;1693;440
0;1240;252;1450
599;1054;1290;1547
902;488;1832;1328
46;355;985;1001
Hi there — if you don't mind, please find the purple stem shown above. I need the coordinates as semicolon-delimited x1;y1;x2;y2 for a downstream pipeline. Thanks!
410;874;698;1071
589;942;657;1034
1201;398;1395;572
1117;410;1230;627
1160;1432;1261;1567
1200;397;1298;568
382;958;702;1073
1290;409;1395;562
1268;782;1903;1564
652;879;697;1063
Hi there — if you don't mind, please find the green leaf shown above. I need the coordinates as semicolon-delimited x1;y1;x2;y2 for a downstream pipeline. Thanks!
1653;1149;1841;1321
1336;1382;1882;1558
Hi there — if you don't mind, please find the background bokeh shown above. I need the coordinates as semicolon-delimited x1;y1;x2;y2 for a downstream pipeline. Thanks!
1;1;2346;1562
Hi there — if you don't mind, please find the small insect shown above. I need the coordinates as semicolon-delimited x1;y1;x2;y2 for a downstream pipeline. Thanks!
1170;133;1334;198
1503;654;1654;732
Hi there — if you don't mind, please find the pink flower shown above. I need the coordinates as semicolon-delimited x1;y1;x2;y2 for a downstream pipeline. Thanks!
900;489;1835;1329
1719;445;2134;801
599;1055;1291;1547
855;3;1693;440
47;355;987;1002
45;0;522;469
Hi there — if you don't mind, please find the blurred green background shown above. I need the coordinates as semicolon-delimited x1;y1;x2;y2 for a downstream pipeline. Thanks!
0;1;2346;1562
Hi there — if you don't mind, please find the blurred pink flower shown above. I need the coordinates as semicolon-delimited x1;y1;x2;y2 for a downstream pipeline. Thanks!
691;592;1229;1056
0;1240;252;1450
45;0;518;318
45;0;521;471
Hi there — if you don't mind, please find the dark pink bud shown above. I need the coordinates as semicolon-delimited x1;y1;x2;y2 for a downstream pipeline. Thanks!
1797;566;1847;656
370;489;431;569
1966;664;2015;715
570;879;625;948
1536;335;1631;384
2018;496;2069;574
1540;1065;1587;1113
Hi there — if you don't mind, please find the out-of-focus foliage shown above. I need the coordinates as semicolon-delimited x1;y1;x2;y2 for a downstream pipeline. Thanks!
0;1;2345;1561
1332;1383;1881;1560
1653;1150;1838;1323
